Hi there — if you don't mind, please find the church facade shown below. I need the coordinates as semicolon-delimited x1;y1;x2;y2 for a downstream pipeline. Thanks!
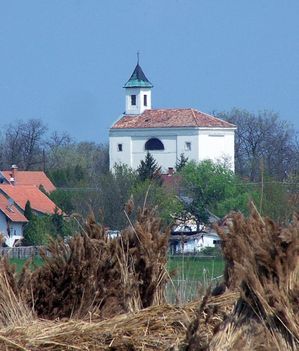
109;63;236;171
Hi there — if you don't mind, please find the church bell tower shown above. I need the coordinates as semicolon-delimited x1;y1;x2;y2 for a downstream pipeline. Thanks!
123;57;153;115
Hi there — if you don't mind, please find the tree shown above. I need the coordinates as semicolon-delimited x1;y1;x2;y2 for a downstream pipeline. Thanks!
216;109;298;181
180;160;255;221
24;201;33;220
175;153;189;171
2;119;48;170
137;152;161;182
131;179;183;226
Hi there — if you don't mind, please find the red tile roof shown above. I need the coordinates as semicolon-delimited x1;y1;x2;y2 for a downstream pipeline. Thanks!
1;171;56;193
0;185;61;215
0;193;28;223
111;109;236;129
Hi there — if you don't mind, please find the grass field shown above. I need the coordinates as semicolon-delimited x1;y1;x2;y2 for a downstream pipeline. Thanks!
167;255;225;281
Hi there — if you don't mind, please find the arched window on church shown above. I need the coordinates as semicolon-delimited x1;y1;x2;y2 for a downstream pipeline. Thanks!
145;138;164;151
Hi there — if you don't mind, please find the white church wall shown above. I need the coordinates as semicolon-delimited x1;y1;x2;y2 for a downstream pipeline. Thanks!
110;127;235;171
176;130;199;162
109;135;132;169
198;129;235;170
131;134;177;170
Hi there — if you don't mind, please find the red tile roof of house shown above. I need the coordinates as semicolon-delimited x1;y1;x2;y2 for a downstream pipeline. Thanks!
0;193;28;223
1;171;56;193
111;109;236;129
0;185;61;215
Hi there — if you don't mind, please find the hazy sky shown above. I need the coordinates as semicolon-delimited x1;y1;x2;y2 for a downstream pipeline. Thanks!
0;1;298;142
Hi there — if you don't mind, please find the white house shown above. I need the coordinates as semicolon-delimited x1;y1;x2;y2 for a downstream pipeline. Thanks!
109;63;236;171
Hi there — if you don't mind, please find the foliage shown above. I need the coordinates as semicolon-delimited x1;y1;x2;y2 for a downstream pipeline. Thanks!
23;212;76;246
131;179;183;226
137;152;161;182
24;201;33;221
175;153;189;171
257;176;297;223
180;160;255;220
23;216;52;246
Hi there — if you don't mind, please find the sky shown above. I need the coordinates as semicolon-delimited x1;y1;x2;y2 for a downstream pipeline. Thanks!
0;0;298;142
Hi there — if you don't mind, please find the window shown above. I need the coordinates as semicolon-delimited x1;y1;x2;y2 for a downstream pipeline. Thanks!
131;95;136;106
145;138;164;150
143;94;147;106
117;144;123;152
185;142;191;151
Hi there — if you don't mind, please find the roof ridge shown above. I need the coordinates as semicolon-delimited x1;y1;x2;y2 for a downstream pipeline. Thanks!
195;109;236;128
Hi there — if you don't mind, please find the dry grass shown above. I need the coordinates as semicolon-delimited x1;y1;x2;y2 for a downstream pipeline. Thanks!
0;205;297;350
9;206;170;320
184;206;299;351
0;292;237;351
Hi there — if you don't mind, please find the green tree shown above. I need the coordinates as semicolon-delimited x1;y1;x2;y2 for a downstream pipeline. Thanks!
23;215;53;246
137;152;161;182
175;153;189;171
180;160;255;220
131;179;183;225
24;200;33;220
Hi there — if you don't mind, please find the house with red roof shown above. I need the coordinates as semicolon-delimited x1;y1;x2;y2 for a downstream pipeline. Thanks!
0;193;28;247
0;165;56;193
109;62;236;171
0;166;60;247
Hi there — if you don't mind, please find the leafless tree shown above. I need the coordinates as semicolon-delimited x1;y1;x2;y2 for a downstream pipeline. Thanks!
216;109;298;181
1;119;47;170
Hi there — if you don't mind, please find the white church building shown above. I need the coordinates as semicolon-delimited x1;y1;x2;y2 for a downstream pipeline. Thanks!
109;63;236;171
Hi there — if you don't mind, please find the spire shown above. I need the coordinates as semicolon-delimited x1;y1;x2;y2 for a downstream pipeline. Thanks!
123;59;153;89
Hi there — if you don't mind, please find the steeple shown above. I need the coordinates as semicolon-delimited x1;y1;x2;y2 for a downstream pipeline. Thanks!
124;57;153;115
123;63;153;89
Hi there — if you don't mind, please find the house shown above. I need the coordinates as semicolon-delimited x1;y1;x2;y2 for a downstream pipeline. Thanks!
0;165;56;193
0;193;28;247
0;166;60;247
109;62;236;171
0;185;61;216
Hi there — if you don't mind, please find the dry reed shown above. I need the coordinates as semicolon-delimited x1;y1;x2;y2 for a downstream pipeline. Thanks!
185;207;299;350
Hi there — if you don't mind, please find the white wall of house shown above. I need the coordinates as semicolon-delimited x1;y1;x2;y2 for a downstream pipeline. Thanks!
174;233;220;254
109;127;235;171
0;212;24;247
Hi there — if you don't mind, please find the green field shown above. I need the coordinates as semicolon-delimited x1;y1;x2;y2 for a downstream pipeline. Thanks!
167;255;225;281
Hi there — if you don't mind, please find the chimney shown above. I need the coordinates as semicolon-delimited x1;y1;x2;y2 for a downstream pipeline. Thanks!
11;165;18;185
168;167;175;176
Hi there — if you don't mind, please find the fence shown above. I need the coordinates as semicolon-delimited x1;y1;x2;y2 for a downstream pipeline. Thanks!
0;246;45;259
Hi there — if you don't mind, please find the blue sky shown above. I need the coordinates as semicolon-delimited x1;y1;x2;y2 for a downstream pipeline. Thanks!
0;1;298;142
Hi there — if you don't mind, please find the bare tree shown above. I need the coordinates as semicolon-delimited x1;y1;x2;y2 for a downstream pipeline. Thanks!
216;109;298;181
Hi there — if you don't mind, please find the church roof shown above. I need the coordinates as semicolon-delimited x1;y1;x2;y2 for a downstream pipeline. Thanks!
111;109;236;129
123;64;153;88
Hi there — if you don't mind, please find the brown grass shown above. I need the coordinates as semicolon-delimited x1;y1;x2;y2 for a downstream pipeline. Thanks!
5;206;169;320
0;205;297;350
0;292;237;351
184;206;299;351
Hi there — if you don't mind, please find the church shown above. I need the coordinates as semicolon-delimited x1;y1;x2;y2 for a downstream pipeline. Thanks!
109;62;236;172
